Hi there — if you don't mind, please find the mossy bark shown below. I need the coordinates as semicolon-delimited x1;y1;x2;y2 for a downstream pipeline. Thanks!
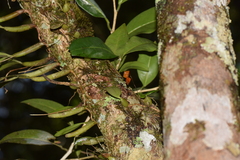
156;0;240;159
18;0;163;159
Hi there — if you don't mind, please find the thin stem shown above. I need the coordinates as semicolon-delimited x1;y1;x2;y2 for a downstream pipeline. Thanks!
134;87;159;93
105;18;111;31
60;138;75;160
67;156;96;160
111;0;118;33
52;143;68;152
116;57;122;70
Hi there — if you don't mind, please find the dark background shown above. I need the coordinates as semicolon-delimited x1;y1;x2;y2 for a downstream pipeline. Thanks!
0;0;239;159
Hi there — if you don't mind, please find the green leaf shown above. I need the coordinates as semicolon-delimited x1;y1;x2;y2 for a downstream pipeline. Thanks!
55;123;84;137
118;36;157;57
75;0;106;18
75;136;104;146
22;98;65;113
0;60;22;71
119;61;149;72
127;7;156;37
48;106;86;118
69;37;117;59
106;87;121;98
137;54;158;87
105;24;129;56
137;90;158;98
120;97;128;107
65;121;96;137
0;129;55;145
0;52;11;58
118;0;128;6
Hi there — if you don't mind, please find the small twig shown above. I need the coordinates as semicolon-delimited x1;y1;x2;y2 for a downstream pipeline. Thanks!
30;113;48;116
111;0;118;33
134;86;159;93
66;156;96;160
18;64;47;74
60;138;75;160
7;0;11;9
115;57;122;70
83;116;91;127
43;74;78;87
68;91;77;105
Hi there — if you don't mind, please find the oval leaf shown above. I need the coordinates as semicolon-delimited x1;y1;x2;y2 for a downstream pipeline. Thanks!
127;7;156;37
106;87;121;98
0;129;55;145
105;24;129;56
119;36;157;57
137;54;158;87
119;61;149;72
75;0;106;18
22;98;65;113
69;37;117;59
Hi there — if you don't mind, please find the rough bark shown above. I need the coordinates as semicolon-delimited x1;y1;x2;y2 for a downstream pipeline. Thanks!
18;0;163;159
156;0;240;159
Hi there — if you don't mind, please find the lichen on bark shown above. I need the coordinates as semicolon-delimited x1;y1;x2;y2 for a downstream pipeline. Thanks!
156;0;240;159
18;0;163;159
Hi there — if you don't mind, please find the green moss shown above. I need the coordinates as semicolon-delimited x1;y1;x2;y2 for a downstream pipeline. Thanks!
103;96;120;107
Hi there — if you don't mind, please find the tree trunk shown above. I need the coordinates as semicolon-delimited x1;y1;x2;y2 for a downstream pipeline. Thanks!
17;0;240;159
156;0;240;159
18;0;163;159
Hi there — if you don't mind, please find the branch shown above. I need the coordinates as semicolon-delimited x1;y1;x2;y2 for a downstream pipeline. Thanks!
18;0;163;159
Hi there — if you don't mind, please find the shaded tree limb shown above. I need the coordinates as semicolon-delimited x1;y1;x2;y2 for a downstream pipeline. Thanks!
18;0;163;159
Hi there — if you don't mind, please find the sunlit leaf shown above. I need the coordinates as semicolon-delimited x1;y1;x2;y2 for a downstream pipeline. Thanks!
75;0;106;18
105;24;129;56
118;36;157;57
0;129;55;145
55;123;84;137
22;98;65;113
127;7;156;37
119;61;148;72
137;54;158;87
69;37;117;59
